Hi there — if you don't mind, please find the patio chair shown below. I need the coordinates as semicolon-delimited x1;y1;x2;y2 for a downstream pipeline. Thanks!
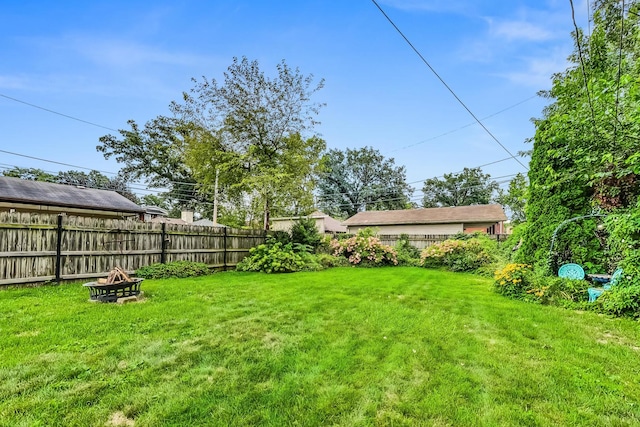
588;268;623;302
558;263;585;280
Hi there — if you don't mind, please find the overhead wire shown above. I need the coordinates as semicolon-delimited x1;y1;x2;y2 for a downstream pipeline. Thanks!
568;0;598;134
387;95;538;153
370;0;528;171
0;93;119;132
613;0;626;145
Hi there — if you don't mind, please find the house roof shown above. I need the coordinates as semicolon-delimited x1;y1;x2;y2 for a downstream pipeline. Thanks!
342;205;507;226
0;176;144;214
321;214;348;233
144;205;169;216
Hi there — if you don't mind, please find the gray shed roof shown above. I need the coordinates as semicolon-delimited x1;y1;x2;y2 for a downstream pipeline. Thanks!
0;176;144;214
342;204;507;226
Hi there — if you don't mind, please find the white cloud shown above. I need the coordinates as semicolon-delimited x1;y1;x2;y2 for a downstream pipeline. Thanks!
0;75;30;90
489;20;554;42
48;35;212;69
498;50;570;89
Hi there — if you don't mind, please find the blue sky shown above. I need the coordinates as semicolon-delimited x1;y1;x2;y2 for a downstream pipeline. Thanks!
0;0;589;201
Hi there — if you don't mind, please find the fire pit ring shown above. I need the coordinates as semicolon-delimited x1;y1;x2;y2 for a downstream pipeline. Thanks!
83;278;144;303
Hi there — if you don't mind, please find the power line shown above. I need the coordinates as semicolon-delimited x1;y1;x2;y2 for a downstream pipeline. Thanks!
370;0;528;171
0;149;200;187
0;149;120;176
569;0;598;136
388;95;537;153
613;0;626;145
0;93;119;132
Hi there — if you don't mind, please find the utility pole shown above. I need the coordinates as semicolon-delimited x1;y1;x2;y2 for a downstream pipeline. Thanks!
213;168;219;225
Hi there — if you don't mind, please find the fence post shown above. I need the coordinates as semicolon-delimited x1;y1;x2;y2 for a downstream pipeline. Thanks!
160;222;167;264
55;214;63;282
223;226;228;271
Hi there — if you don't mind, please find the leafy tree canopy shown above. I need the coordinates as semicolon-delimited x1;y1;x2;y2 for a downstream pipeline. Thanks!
98;57;325;229
421;167;498;208
316;147;413;218
496;173;528;224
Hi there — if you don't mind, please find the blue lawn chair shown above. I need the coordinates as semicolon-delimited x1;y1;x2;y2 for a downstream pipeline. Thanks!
588;268;623;302
558;263;585;280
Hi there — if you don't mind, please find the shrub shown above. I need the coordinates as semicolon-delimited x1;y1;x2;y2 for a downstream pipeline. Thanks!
314;253;350;268
136;261;210;279
269;230;292;245
494;263;593;305
421;237;495;272
290;217;322;249
543;276;590;305
330;230;398;267
606;205;640;287
236;241;306;273
598;286;640;318
394;234;421;266
493;263;533;299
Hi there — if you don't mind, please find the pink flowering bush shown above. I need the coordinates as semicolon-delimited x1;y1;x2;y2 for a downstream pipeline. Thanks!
330;233;398;267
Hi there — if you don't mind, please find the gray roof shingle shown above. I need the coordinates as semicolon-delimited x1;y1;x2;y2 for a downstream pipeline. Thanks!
342;204;507;226
0;176;144;214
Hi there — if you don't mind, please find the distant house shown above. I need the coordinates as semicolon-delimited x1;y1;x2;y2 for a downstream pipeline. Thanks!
342;205;508;235
149;210;200;225
0;176;144;219
143;205;169;222
270;210;347;234
192;218;227;227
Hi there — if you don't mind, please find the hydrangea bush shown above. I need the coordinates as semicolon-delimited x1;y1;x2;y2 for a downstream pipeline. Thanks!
420;238;494;272
330;233;398;266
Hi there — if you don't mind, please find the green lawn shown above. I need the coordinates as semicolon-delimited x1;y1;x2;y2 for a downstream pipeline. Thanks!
1;267;639;426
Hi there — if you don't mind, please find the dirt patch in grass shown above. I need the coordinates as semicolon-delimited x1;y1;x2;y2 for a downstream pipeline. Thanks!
106;411;135;426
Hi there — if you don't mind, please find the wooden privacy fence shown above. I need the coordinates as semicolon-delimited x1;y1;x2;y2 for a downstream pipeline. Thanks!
0;212;265;286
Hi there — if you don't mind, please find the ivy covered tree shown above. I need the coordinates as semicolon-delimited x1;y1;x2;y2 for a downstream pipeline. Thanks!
518;0;640;270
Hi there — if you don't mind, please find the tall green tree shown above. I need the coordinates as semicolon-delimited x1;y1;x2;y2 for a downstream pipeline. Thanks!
173;56;326;229
421;167;498;208
496;173;528;224
316;147;413;218
97;116;201;210
100;57;325;229
519;0;640;269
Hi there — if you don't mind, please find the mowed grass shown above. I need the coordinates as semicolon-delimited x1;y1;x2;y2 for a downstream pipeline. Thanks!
1;268;640;426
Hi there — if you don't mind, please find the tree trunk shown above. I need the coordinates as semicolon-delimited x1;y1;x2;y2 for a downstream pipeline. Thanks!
263;197;270;231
